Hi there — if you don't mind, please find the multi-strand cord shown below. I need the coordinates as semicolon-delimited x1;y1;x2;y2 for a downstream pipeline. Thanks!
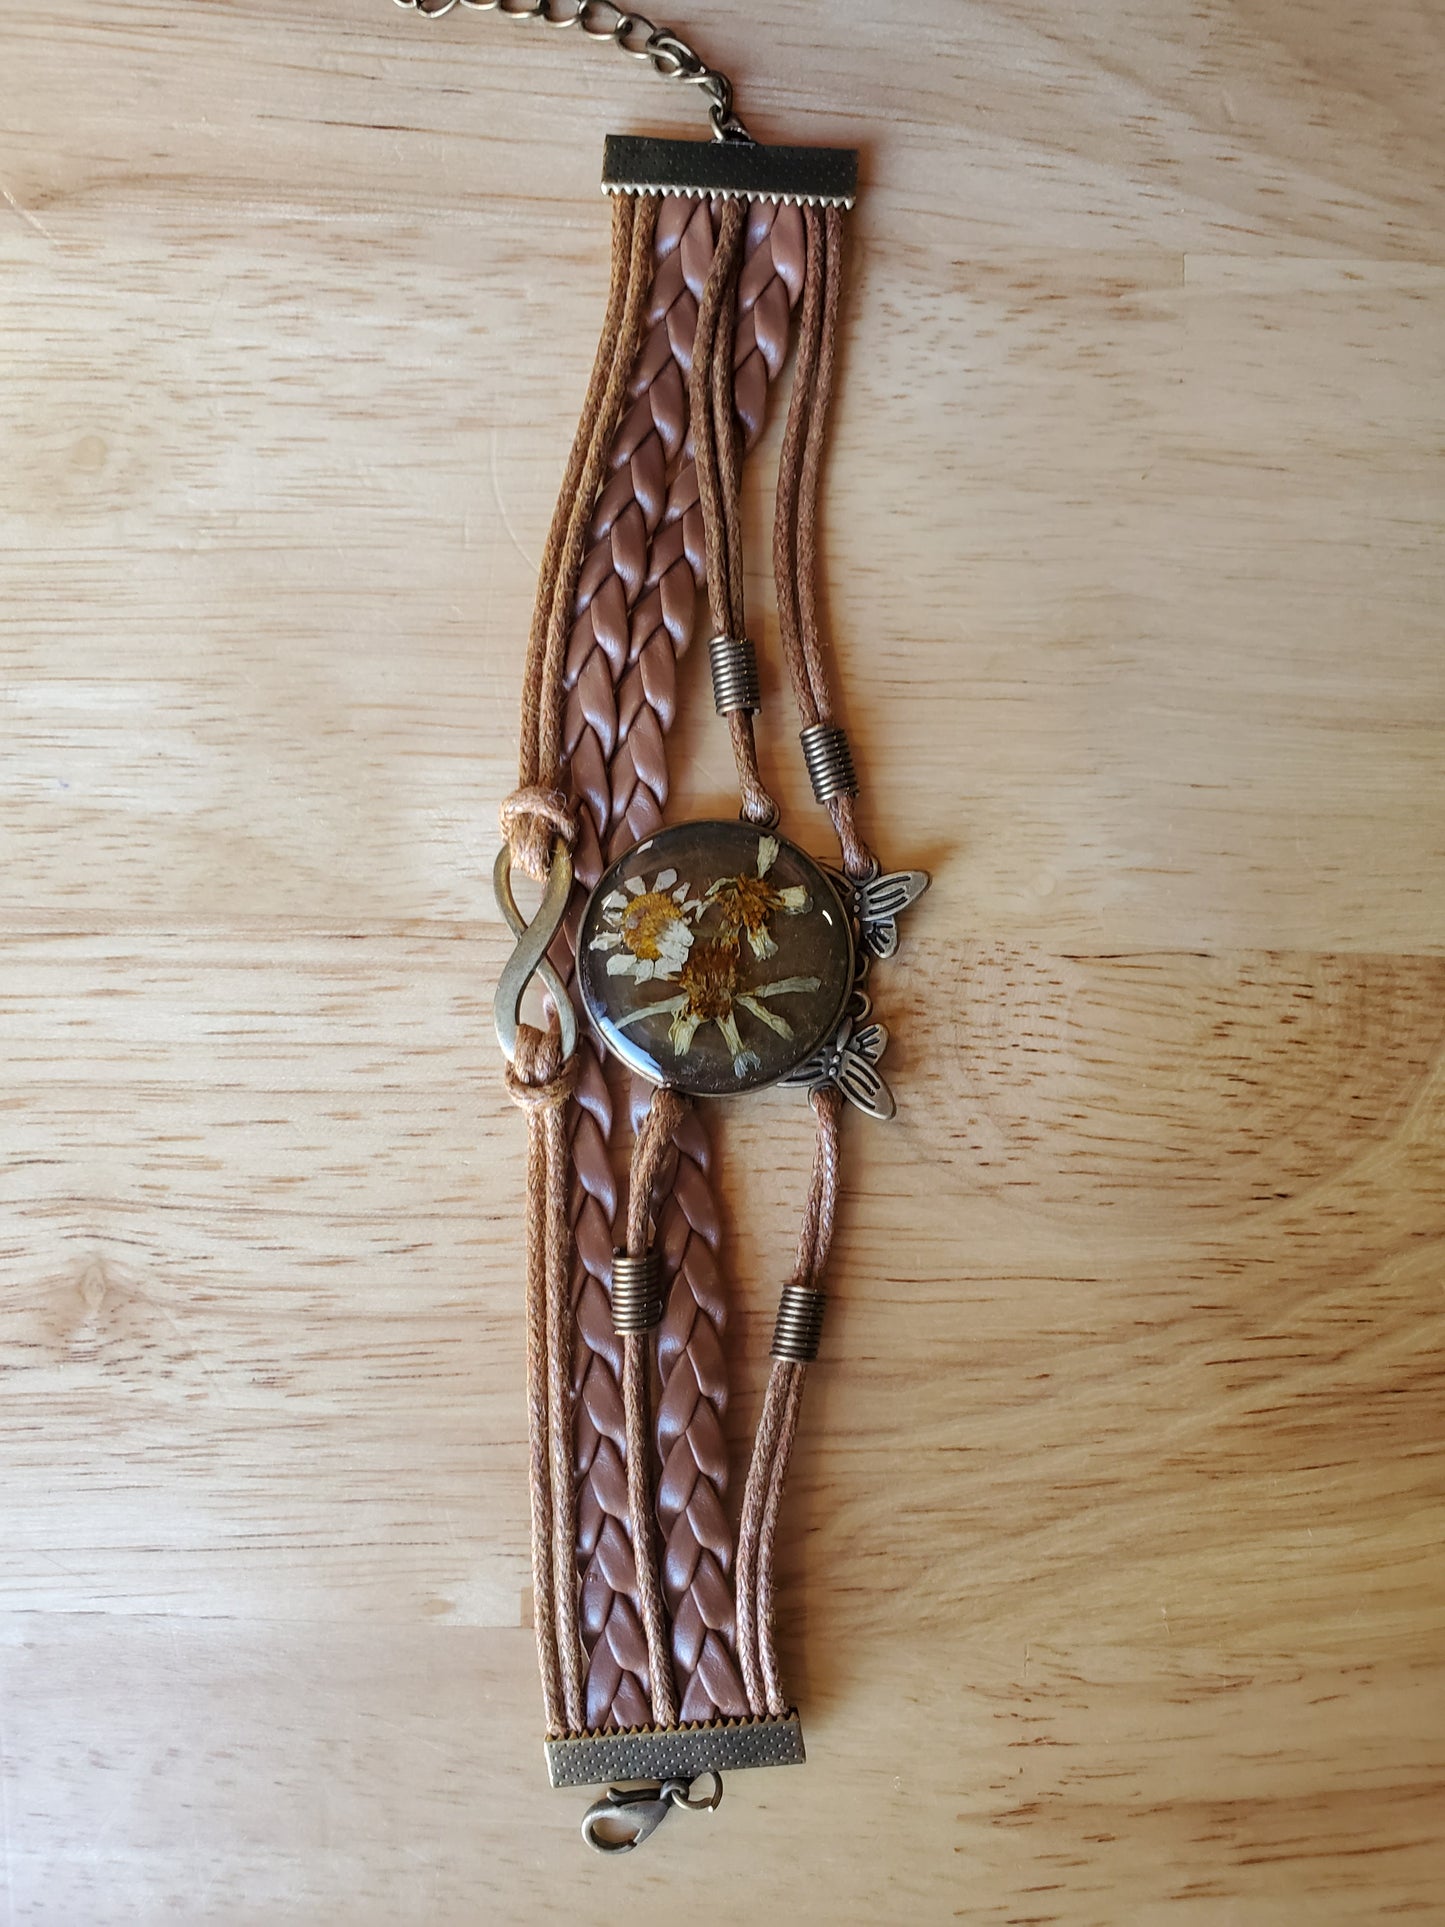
501;185;867;1738
686;197;867;1717
561;198;806;1728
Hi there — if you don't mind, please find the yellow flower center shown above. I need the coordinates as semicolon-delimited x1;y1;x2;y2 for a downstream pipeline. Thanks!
709;873;785;936
676;939;739;1021
620;891;683;961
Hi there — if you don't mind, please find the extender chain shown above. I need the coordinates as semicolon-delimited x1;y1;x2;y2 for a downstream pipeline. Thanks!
393;0;751;142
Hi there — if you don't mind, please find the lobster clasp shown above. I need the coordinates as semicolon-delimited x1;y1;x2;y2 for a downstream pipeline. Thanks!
581;1785;674;1855
580;1773;723;1854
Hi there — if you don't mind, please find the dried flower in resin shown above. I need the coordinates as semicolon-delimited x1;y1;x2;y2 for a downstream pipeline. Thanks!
588;868;703;983
577;821;854;1097
617;934;821;1079
705;834;812;960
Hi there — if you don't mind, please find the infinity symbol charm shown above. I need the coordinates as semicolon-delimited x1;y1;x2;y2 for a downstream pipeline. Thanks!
493;841;577;1065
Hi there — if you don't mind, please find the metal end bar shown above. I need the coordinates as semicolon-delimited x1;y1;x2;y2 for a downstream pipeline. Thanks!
771;1283;827;1363
709;633;762;716
610;1249;664;1333
800;723;859;804
603;135;859;208
547;1710;805;1788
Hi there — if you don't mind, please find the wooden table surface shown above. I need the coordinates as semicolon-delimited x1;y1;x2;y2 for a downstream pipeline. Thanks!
3;2;1443;1921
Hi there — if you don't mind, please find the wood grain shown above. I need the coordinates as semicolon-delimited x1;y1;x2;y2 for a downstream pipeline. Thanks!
2;1;1443;1920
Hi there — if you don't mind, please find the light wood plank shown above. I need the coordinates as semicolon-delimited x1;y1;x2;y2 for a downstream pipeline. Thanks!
2;0;1443;1920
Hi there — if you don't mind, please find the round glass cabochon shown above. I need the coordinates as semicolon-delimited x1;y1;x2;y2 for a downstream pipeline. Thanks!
577;820;854;1097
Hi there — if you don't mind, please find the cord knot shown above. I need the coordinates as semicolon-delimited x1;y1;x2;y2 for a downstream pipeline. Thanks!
504;1022;580;1114
500;785;577;883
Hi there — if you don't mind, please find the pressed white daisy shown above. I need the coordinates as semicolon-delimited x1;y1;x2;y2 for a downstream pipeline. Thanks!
616;936;821;1080
587;867;703;983
705;833;812;960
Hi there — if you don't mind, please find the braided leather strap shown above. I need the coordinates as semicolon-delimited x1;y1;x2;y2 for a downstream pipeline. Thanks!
563;195;708;892
623;202;805;1723
604;201;806;862
634;1083;750;1719
565;198;708;1730
562;198;806;1727
569;1038;649;1727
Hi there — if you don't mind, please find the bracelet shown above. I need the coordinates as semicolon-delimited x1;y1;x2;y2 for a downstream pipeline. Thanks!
400;0;930;1853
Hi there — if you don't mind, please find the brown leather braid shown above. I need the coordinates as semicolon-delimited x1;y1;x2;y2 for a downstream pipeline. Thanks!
502;194;659;1741
563;196;714;895
617;204;805;1721
621;1084;691;1726
563;200;724;1733
631;1080;752;1720
605;199;808;862
569;1039;655;1732
558;199;808;1729
508;192;657;881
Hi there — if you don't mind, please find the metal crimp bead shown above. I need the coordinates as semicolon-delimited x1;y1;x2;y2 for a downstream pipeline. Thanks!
709;634;762;716
799;723;858;804
770;1283;827;1363
611;1250;665;1335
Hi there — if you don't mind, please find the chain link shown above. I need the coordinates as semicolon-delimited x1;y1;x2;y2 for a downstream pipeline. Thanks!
392;0;751;142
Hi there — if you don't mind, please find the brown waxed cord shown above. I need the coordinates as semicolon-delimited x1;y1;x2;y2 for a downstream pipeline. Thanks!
621;1085;689;1726
773;205;875;879
734;1359;788;1714
542;1058;587;1738
691;197;779;830
754;1362;806;1716
772;205;823;731
735;1085;842;1716
504;1022;584;1735
755;1086;842;1715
